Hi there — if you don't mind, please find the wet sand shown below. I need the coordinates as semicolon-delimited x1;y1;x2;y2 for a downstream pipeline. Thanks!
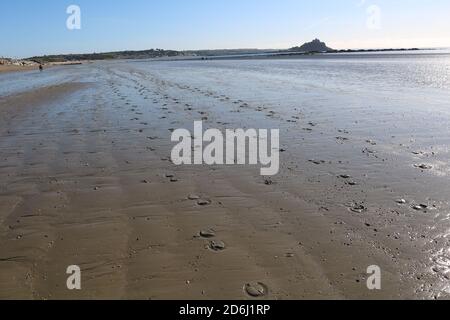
0;65;39;74
0;58;449;300
0;62;82;75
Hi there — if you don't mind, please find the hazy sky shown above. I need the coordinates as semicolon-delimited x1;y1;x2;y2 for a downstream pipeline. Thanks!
2;0;450;58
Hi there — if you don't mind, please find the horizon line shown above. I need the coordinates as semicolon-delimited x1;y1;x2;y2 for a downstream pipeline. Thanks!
5;44;450;60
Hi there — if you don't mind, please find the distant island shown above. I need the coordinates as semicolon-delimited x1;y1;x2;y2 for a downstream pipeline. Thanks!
289;38;333;52
288;39;420;54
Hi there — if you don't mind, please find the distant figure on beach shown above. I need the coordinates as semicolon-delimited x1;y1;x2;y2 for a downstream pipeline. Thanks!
39;64;43;72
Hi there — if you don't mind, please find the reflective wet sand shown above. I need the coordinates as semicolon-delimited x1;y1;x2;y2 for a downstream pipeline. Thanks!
0;55;449;299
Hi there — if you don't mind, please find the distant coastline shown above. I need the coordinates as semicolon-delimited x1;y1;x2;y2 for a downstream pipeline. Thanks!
0;39;444;69
0;58;83;74
22;47;430;64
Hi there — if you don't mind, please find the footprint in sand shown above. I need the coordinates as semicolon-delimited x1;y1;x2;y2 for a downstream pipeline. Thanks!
244;282;269;298
348;203;367;213
197;199;211;206
209;240;226;252
412;204;428;211
309;159;326;165
199;229;216;239
414;164;432;170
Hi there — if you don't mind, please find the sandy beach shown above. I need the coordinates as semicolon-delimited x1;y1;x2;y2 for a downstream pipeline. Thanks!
0;65;40;74
0;62;84;74
0;55;449;300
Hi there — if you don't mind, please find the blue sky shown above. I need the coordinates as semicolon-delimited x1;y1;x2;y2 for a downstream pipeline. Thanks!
1;0;450;58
